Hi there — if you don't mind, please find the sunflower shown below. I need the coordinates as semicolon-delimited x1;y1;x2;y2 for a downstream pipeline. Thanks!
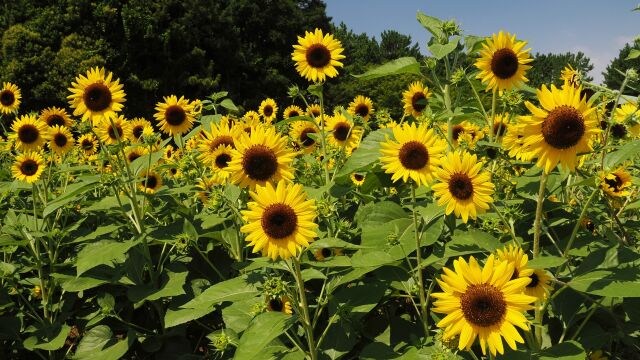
125;146;147;164
306;104;322;118
313;247;344;261
561;65;580;87
195;176;220;205
128;118;153;143
347;95;374;122
266;296;293;315
0;82;22;114
615;102;639;137
39;107;74;128
432;151;495;223
94;115;131;145
600;168;632;197
77;133;98;156
325;112;362;151
198;121;242;165
283;105;304;119
432;254;536;356
227;127;295;189
48;126;74;154
379;122;446;186
492;113;511;139
208;145;234;181
164;144;179;162
475;31;533;92
524;268;553;300
154;95;196;136
240;180;318;260
12;152;46;183
290;121;319;153
350;173;365;186
502;124;534;161
520;84;599;173
292;28;345;83
259;98;278;124
9;115;50;152
496;244;534;280
244;110;261;124
402;81;432;118
139;170;163;194
67;67;126;123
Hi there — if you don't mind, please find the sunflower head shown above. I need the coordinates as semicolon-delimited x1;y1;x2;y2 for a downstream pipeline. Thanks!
524;268;553;300
95;115;131;145
402;81;432;118
347;95;374;122
12;152;46;183
326;112;362;151
496;244;534;280
67;67;126;123
241;180;318;260
266;296;293;315
475;31;533;92
432;151;495;223
292;28;345;83
432;254;536;356
290;121;319;153
283;105;304;119
0;82;22;114
520;84;600;173
259;98;278;123
39;107;74;129
10;115;50;152
600;168;632;197
350;173;365;186
48;125;75;154
560;64;580;87
313;247;344;261
306;104;322;118
154;95;196;136
128;118;153;143
379;122;446;186
139;170;163;194
77;133;99;156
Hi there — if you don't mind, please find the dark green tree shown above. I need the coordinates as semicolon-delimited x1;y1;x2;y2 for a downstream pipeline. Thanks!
526;51;594;88
603;40;640;95
379;30;422;62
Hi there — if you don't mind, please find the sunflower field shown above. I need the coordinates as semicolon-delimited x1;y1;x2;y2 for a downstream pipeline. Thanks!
1;8;640;360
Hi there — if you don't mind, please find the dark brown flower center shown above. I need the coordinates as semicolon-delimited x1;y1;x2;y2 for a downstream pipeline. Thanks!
81;139;94;150
210;135;235;151
321;248;333;258
452;125;464;141
541;105;585;149
53;133;68;148
0;90;15;106
165;105;187;126
310;109;321;117
353;174;364;182
242;145;278;181
107;124;123;140
355;104;369;117
490;48;519;79
263;105;273;117
527;273;540;288
128;151;141;163
143;175;158;189
18;125;40;144
20;159;39;176
493;122;507;137
306;44;331;68
611;124;627;139
300;128;317;147
411;92;427;112
261;203;297;239
46;115;65;127
83;83;112;112
268;298;284;312
460;284;507;327
605;174;623;191
398;141;429;170
215;153;231;168
287;110;300;118
132;125;144;139
333;122;351;141
448;173;474;200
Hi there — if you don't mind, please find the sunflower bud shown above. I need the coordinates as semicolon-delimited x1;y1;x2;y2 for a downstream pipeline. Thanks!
626;68;639;82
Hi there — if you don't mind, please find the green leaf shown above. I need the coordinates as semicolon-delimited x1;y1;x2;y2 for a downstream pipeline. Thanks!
353;57;421;80
233;312;294;360
165;275;259;328
428;37;459;59
73;326;133;360
127;264;188;304
220;98;238;112
23;323;70;351
337;128;392;177
445;229;500;259
626;49;640;60
355;200;407;228
527;255;567;269
464;35;485;54
76;237;142;276
500;340;585;360
42;176;100;217
569;268;640;297
351;250;396;268
222;299;259;333
604;140;640;169
416;11;444;39
131;149;165;175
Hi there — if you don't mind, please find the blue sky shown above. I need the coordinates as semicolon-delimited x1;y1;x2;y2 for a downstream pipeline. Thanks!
324;0;639;83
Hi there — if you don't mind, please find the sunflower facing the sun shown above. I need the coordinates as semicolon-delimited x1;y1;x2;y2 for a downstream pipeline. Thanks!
10;115;50;152
240;180;318;261
325;112;362;151
475;31;533;92
39;107;74;129
283;105;304;119
94;115;131;145
379;122;446;186
227;127;295;189
432;254;536;356
0;82;22;114
402;81;432;118
48;125;74;155
347;95;374;122
290;121;320;153
259;98;278;123
12;152;46;183
292;28;345;83
600;168;633;198
154;95;196;136
520;84;599;173
67;67;126;123
432;151;495;223
77;133;98;156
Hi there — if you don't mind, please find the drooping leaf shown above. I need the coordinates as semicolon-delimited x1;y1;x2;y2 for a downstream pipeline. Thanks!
42;175;101;218
416;11;444;39
428;37;460;59
353;57;421;81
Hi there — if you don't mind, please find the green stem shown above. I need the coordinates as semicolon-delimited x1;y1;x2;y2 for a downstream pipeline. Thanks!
291;257;317;360
411;183;429;338
489;90;497;143
562;187;599;259
317;88;330;185
599;76;629;168
491;203;520;245
533;172;548;349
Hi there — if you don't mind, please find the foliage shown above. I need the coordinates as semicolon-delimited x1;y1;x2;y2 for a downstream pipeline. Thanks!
603;39;640;96
527;52;594;88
